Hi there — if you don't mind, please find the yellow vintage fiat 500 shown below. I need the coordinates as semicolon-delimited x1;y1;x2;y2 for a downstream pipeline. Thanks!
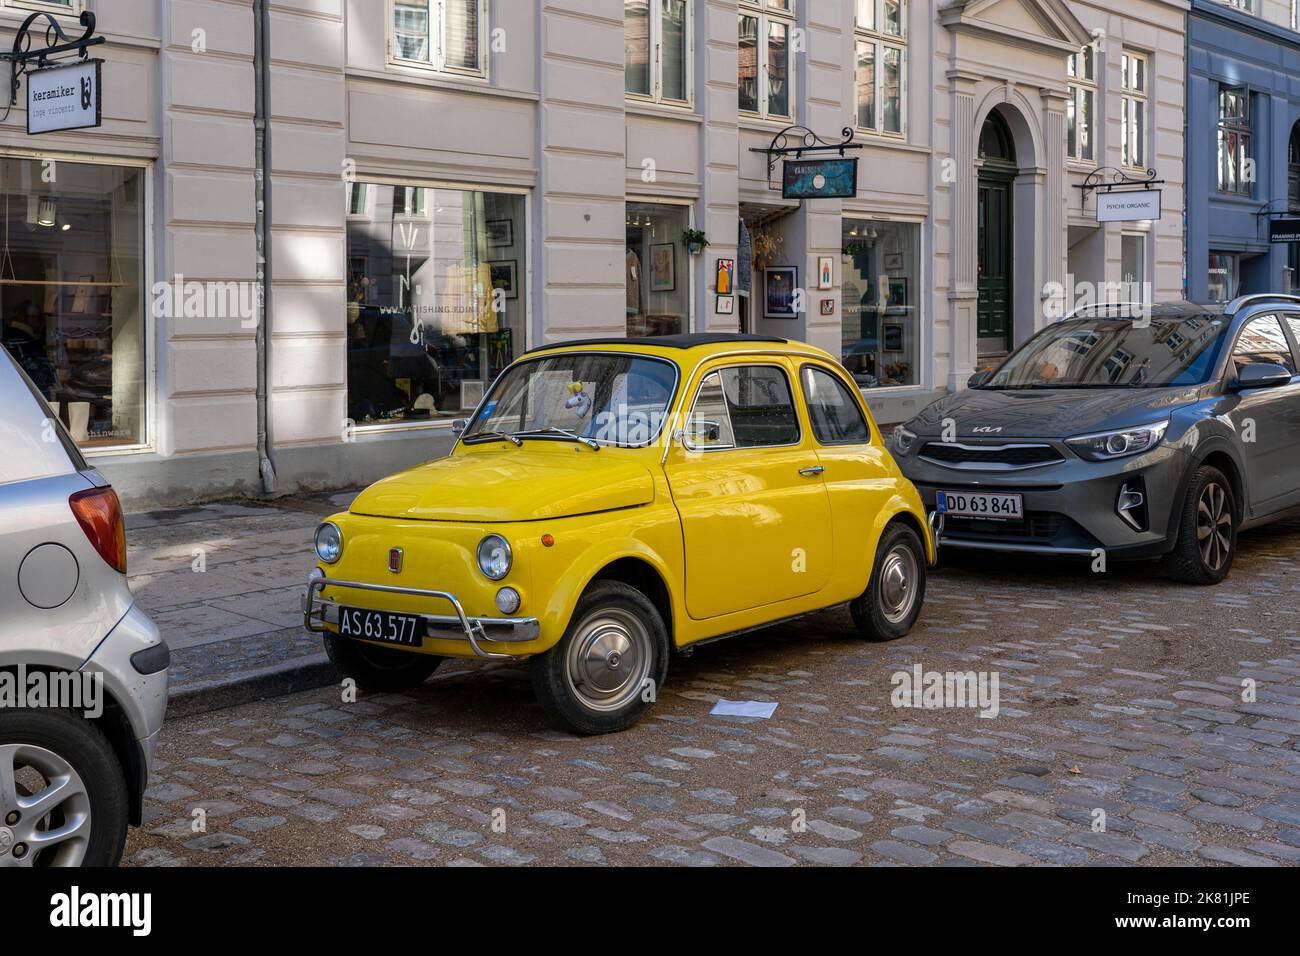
305;335;934;734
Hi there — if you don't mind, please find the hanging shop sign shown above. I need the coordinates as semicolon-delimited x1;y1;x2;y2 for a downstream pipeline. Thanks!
1269;218;1300;244
750;125;863;197
27;59;101;134
1096;189;1162;223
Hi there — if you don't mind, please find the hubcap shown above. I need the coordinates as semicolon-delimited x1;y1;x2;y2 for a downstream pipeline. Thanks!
0;744;92;868
1196;481;1233;572
564;608;653;713
879;544;920;625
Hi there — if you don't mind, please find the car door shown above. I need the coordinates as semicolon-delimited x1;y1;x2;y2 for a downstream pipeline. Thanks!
664;359;832;620
1227;313;1300;515
798;363;894;586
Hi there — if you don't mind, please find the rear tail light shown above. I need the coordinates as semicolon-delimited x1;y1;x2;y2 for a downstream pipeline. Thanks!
70;487;128;574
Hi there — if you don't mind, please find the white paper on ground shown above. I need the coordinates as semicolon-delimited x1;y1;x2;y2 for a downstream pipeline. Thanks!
710;699;778;719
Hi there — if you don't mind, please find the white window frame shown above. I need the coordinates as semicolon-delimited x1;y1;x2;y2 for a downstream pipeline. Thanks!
738;1;796;122
4;0;83;15
625;1;693;108
1218;86;1253;196
853;0;907;139
1220;0;1257;14
1120;49;1149;170
388;0;489;80
1067;44;1098;163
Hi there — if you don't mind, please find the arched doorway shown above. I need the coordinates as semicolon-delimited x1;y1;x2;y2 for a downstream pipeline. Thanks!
977;111;1017;358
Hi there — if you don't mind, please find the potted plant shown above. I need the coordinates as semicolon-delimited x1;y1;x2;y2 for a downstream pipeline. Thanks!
752;230;783;271
682;228;709;255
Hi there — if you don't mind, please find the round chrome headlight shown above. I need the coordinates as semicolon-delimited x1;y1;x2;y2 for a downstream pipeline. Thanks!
477;534;512;581
314;522;343;564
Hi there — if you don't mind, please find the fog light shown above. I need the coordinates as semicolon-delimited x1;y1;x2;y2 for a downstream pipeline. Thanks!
495;587;521;615
1117;479;1149;532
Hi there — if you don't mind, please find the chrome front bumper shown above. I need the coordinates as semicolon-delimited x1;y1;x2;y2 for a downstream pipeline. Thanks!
303;574;541;660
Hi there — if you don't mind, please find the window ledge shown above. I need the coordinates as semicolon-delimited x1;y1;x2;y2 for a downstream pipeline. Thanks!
347;65;540;103
625;101;702;123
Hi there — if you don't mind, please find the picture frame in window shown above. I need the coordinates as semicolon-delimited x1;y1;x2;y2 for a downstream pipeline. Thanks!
887;277;908;309
883;252;904;271
486;219;514;247
883;323;905;352
487;260;518;300
764;266;799;319
650;243;676;292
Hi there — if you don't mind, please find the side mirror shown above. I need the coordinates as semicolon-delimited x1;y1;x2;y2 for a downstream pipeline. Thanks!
683;420;722;444
967;370;994;389
451;418;469;436
1233;363;1294;391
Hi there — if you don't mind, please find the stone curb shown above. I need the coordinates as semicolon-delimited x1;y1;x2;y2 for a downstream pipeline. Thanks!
167;653;340;719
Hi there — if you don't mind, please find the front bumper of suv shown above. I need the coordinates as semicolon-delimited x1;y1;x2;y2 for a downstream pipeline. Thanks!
898;438;1188;558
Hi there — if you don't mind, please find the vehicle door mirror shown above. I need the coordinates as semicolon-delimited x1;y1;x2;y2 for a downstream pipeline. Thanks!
683;420;722;445
1233;362;1294;391
451;418;470;436
967;369;994;389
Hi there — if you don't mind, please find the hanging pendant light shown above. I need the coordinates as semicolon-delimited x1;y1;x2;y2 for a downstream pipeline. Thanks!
37;198;57;228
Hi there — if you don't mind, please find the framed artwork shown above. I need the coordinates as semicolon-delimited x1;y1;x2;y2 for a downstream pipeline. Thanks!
820;298;836;316
487;260;518;300
817;256;834;290
884;252;904;271
715;258;735;295
717;295;735;315
650;243;676;292
884;323;905;351
764;267;799;319
888;277;909;308
486;219;514;247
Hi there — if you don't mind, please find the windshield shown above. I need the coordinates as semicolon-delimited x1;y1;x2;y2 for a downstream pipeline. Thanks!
465;353;678;447
984;316;1228;389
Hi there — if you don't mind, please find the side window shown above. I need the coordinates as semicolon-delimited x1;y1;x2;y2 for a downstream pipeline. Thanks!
1233;315;1297;376
1285;315;1300;364
802;366;871;444
684;365;799;450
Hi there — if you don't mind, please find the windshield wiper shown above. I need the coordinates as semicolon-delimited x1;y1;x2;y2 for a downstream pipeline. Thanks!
518;426;601;450
465;429;522;447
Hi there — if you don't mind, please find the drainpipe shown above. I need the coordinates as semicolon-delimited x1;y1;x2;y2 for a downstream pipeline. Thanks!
253;0;276;493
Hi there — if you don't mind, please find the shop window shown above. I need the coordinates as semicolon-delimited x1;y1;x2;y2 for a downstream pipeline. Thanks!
1121;233;1147;302
841;219;918;389
626;201;689;337
0;158;146;450
625;0;690;105
1207;252;1239;303
1067;45;1096;162
854;0;906;136
1121;50;1147;169
738;1;793;120
391;0;487;78
1218;87;1252;195
344;184;526;426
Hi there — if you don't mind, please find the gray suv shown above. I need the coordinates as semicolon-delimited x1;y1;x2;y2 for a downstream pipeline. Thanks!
893;297;1300;585
0;348;168;866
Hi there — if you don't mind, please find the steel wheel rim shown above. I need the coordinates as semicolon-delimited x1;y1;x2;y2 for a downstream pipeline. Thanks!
0;743;92;868
879;543;920;625
1196;481;1233;572
564;608;653;713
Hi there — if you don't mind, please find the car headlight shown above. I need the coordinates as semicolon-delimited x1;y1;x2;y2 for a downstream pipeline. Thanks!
314;522;343;564
1066;421;1170;462
477;534;512;580
892;425;919;457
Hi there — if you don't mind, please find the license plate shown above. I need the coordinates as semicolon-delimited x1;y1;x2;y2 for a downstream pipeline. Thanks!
338;607;425;647
936;490;1024;521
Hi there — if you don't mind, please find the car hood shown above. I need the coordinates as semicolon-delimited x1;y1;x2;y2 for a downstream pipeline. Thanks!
907;386;1197;440
349;447;656;523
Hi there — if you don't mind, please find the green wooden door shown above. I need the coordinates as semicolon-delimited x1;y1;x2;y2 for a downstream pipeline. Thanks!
977;170;1013;356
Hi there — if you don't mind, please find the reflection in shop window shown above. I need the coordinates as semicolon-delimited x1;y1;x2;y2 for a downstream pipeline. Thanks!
1207;252;1239;303
626;201;689;337
0;159;146;449
841;218;918;389
345;184;526;426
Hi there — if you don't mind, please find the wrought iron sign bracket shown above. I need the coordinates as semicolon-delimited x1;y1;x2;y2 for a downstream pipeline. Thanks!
2;11;105;108
1075;166;1164;202
749;125;863;191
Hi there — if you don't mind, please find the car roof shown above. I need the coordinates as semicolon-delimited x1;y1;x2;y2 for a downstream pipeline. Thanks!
524;333;834;361
1067;300;1224;322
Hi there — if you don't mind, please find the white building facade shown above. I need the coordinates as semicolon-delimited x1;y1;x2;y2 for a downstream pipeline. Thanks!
0;0;1187;507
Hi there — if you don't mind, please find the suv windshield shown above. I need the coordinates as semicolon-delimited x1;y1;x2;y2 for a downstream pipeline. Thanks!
465;353;678;447
984;316;1228;389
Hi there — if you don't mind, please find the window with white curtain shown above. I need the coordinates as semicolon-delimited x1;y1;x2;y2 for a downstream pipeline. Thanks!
391;0;487;77
854;0;906;136
739;1;794;120
625;0;690;105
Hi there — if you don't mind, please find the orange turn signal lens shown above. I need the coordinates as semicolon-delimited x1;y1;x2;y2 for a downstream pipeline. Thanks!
541;534;555;548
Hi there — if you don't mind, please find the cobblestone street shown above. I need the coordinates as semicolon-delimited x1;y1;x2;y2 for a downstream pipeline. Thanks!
124;520;1300;868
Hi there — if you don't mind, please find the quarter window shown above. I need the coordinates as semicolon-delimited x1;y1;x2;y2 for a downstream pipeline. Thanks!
685;365;800;450
625;0;690;105
391;0;487;77
739;1;794;120
802;366;870;444
1066;45;1097;162
854;1;906;136
1233;315;1297;375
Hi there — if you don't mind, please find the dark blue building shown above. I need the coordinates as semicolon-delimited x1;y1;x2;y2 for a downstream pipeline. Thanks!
1187;0;1300;303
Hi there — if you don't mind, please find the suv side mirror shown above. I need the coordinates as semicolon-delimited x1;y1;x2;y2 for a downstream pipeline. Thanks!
1233;362;1294;391
967;370;994;389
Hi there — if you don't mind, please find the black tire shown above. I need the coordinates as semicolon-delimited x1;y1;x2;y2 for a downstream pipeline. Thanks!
851;522;927;642
1164;465;1237;586
1;708;129;867
323;632;442;692
532;581;669;735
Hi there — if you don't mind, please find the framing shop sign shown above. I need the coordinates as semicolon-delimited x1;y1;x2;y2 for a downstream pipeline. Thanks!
1269;217;1300;244
27;59;101;134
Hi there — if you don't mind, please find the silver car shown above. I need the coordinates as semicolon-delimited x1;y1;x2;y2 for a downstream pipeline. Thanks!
0;348;167;867
894;296;1300;585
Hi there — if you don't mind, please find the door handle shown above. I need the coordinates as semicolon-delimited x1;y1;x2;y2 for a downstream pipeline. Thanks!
799;466;825;477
